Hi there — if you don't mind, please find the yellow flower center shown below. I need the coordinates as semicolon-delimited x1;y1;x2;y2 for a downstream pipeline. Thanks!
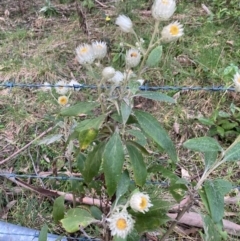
130;52;138;58
237;77;240;84
170;25;179;35
80;47;88;54
162;0;169;4
116;218;127;230
139;197;148;210
58;96;68;105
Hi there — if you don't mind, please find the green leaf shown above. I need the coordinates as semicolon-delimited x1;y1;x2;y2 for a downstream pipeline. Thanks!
76;153;86;173
204;179;232;223
221;121;238;130
53;196;65;223
199;189;210;214
75;115;106;132
37;134;62;145
90;206;102;220
103;132;125;197
201;215;227;241
127;129;147;146
61;208;96;233
82;142;105;183
127;229;141;241
146;45;162;67
126;140;150;156
121;101;132;125
79;128;98;150
198;117;215;126
134;110;177;163
134;208;169;233
126;143;147;186
38;224;48;241
218;111;230;118
60;102;99;116
223;142;240;162
169;183;188;202
134;91;175;103
147;165;179;182
116;170;130;200
204;151;218;172
113;236;127;241
183;137;222;153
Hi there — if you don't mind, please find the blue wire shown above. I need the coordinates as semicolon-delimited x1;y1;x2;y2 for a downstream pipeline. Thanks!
0;82;235;92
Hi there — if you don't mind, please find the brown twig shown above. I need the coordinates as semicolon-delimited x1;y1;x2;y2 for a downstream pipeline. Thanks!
0;126;54;165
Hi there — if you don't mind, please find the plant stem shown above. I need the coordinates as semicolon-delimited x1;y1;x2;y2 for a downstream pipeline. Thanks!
160;195;194;241
137;20;160;77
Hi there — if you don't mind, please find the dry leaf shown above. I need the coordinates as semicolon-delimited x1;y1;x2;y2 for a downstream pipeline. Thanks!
181;167;191;181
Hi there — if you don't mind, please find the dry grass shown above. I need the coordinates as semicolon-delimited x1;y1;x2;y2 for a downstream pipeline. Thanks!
1;0;240;240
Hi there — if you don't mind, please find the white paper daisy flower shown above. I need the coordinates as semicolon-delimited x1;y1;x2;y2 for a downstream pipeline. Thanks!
55;80;68;95
233;72;240;92
125;49;141;68
42;82;51;92
58;96;68;106
136;79;145;85
68;79;81;91
102;66;116;80
76;43;95;65
92;41;107;60
115;15;133;33
152;0;176;21
161;21;184;42
107;210;135;239
109;71;124;84
130;192;153;213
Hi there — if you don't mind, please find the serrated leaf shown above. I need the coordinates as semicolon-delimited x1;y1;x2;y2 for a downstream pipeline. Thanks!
116;170;130;200
183;137;222;153
37;134;63;145
126;143;147;186
146;45;162;67
53;196;65;223
60;102;99;116
121;101;132;125
134;110;177;163
103;132;125;197
82;143;105;183
223;142;240;162
135;91;175;103
79;128;98;150
204;179;232;223
75;115;106;132
61;208;96;233
38;224;48;241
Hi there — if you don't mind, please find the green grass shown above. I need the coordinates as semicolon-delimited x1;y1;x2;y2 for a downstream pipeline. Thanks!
1;0;240;240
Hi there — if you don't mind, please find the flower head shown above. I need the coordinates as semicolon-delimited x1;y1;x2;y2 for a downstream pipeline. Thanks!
152;0;176;21
107;210;135;239
76;44;95;65
115;15;133;33
92;41;107;60
137;79;145;85
102;66;116;80
125;49;141;68
161;21;184;42
109;71;124;85
42;82;51;92
130;192;153;213
58;96;68;106
68;79;81;91
233;72;240;92
55;80;68;95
